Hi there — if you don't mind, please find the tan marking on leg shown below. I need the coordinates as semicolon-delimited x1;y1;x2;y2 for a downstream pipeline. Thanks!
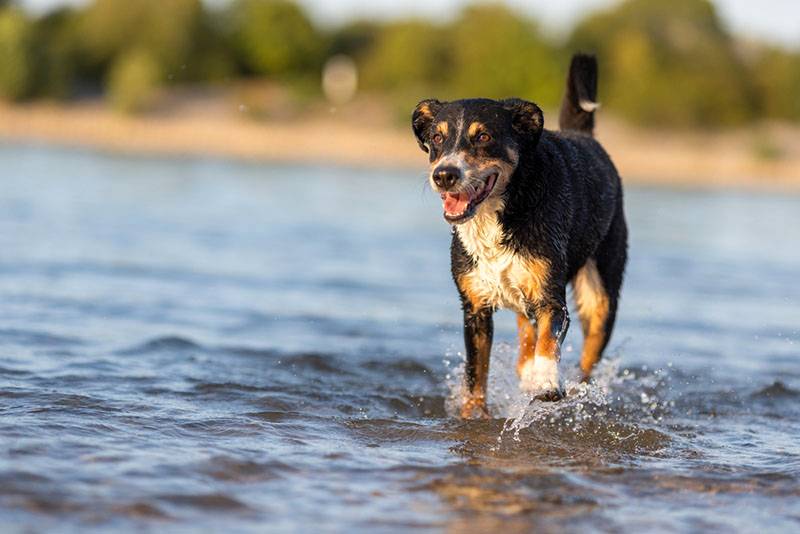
516;314;536;377
573;259;610;378
457;273;487;310
520;305;565;399
460;397;488;418
520;258;549;298
534;311;559;361
456;273;491;418
461;329;491;419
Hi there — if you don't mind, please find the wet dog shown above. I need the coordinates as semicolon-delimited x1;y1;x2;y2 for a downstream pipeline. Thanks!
412;54;627;418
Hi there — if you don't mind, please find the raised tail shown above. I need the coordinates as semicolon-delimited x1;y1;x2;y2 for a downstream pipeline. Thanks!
559;53;599;136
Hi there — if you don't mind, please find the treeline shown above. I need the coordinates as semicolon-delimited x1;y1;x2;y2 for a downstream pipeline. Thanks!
0;0;798;127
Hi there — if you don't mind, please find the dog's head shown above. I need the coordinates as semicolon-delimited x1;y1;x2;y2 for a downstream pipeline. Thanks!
412;98;543;224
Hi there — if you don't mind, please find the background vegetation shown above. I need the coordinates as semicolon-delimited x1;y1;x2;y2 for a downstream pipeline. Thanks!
0;0;797;127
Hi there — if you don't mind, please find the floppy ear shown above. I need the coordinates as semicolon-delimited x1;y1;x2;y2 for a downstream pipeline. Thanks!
502;98;544;145
412;99;444;153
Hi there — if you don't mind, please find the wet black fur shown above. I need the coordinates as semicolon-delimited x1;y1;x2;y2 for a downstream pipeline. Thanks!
412;54;628;397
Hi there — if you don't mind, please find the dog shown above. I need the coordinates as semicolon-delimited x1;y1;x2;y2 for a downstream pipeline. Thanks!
411;54;627;418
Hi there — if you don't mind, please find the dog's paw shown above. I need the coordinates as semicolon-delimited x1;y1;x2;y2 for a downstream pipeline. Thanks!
534;388;564;402
460;397;490;419
519;356;565;401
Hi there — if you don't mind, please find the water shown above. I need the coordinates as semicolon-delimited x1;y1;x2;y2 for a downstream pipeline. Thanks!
1;143;799;533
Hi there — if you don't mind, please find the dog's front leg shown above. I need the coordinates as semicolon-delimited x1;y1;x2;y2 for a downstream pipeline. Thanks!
520;301;569;401
461;303;493;419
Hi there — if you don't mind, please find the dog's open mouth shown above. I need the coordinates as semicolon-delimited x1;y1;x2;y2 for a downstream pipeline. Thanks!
441;173;498;223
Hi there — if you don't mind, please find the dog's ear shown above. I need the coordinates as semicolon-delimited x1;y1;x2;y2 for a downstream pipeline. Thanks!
502;98;544;145
412;99;444;153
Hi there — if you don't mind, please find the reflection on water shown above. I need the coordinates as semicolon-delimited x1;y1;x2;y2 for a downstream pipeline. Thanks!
0;143;799;532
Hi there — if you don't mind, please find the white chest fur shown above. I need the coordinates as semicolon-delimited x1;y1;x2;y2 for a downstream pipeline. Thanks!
456;208;548;314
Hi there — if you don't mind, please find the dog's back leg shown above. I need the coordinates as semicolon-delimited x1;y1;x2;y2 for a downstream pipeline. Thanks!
574;203;628;379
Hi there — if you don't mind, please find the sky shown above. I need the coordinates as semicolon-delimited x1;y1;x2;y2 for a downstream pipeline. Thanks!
20;0;800;49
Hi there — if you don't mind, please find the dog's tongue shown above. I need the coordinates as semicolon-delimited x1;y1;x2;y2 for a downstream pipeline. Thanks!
443;192;470;215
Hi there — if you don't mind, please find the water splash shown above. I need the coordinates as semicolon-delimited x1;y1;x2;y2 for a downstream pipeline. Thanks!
444;342;670;441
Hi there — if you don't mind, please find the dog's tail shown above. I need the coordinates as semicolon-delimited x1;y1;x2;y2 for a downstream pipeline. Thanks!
559;53;599;136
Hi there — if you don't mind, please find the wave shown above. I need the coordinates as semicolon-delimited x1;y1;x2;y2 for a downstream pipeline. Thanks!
751;381;800;399
116;335;203;355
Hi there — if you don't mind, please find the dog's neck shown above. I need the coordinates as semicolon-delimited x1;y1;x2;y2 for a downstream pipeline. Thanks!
454;144;544;261
455;196;507;260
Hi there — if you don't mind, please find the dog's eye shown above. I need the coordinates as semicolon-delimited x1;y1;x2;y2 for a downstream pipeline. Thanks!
432;133;444;145
477;132;492;143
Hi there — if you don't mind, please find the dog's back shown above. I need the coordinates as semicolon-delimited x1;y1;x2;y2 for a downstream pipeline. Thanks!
489;53;629;389
553;54;628;376
504;54;622;279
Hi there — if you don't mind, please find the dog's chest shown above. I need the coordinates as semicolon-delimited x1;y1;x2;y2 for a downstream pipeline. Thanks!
456;215;546;314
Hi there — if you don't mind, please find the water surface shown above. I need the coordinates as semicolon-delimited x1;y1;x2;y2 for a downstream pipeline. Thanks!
1;144;799;532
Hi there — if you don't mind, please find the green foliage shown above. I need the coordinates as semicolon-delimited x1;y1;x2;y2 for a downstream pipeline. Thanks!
32;7;80;99
357;5;564;123
3;0;800;126
227;0;322;79
449;5;563;108
359;20;449;92
0;7;36;100
77;0;204;79
328;20;381;60
752;47;800;121
569;0;756;127
106;48;161;113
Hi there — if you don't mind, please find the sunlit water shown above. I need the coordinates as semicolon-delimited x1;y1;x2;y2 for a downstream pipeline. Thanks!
1;143;799;532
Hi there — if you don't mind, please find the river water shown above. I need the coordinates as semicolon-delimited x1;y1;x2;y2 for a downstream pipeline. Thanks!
1;143;799;532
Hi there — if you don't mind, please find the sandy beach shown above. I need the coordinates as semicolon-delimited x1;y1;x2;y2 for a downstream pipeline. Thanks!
2;92;799;189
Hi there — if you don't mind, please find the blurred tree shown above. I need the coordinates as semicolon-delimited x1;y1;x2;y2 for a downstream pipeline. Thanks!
190;7;237;82
752;47;800;121
32;7;80;99
106;47;161;113
449;4;563;108
359;20;450;91
570;0;756;127
227;0;322;79
77;0;204;80
2;0;797;128
0;6;36;100
328;20;380;60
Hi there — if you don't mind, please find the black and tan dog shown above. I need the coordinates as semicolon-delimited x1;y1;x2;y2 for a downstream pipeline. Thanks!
412;54;627;418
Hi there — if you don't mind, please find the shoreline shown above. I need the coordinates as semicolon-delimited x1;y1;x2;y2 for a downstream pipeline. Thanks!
2;99;799;190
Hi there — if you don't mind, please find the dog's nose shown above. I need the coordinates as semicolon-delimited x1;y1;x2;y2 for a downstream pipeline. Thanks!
432;166;461;190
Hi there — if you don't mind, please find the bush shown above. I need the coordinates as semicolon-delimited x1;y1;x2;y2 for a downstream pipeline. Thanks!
32;7;80;99
449;5;563;108
77;0;203;79
359;20;449;92
752;47;800;121
106;48;161;113
328;20;380;60
0;7;36;101
569;0;755;128
227;0;322;79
